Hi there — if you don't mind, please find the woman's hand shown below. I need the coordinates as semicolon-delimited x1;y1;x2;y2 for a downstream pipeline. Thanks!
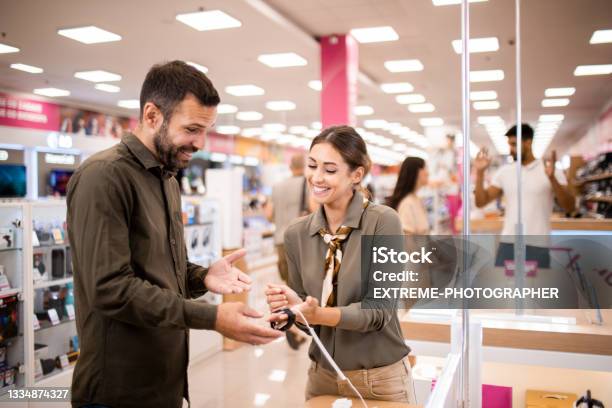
265;283;302;312
267;296;320;327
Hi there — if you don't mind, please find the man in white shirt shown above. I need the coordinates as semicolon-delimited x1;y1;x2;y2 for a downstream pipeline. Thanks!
474;124;574;235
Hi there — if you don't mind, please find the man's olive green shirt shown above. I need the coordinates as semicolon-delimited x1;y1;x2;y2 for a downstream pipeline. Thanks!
67;133;217;408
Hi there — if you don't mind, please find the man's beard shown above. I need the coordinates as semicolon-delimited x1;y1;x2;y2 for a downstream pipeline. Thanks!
153;122;195;172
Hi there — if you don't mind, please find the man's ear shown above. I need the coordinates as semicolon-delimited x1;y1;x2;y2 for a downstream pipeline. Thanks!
141;102;163;132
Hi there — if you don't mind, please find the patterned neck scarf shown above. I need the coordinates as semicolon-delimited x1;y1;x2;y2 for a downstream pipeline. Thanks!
318;196;369;307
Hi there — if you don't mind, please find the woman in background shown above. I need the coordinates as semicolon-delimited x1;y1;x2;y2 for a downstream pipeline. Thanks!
387;157;430;235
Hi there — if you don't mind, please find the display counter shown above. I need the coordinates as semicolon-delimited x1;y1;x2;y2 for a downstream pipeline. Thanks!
400;309;612;356
470;216;612;233
305;396;420;407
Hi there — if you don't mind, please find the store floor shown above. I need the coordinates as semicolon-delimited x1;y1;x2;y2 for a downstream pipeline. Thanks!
187;336;311;408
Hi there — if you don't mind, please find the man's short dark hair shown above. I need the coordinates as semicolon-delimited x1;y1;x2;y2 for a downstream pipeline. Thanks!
139;60;220;121
505;123;534;140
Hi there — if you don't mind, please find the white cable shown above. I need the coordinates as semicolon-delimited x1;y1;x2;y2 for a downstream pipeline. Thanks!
293;309;369;408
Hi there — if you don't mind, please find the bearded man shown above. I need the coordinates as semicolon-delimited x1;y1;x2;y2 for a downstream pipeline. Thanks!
67;61;281;408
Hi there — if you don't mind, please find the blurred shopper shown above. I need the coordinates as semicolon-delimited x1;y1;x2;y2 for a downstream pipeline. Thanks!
265;153;310;349
387;157;430;235
67;61;281;408
266;126;416;404
474;123;574;235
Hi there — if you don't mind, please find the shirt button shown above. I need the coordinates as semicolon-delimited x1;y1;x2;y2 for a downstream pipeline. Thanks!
170;239;176;245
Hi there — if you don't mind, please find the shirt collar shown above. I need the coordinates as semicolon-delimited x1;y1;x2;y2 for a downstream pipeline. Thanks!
308;190;367;236
122;133;176;178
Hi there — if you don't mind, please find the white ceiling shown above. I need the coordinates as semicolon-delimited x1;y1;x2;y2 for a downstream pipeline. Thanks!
1;0;611;156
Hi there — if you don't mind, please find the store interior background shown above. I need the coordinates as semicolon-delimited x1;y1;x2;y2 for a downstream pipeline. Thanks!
0;0;611;407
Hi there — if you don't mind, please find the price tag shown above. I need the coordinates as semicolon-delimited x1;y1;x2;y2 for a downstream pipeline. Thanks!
33;314;41;330
66;304;75;320
48;308;60;326
52;228;64;244
59;354;70;369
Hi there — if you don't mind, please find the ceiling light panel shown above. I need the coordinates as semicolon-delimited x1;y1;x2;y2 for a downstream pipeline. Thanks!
57;26;121;44
74;70;121;82
225;84;264;96
350;26;399;43
175;10;241;31
452;37;499;54
384;59;424;72
258;52;307;68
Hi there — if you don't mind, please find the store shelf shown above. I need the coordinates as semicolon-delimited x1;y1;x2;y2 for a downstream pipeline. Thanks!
0;384;16;397
0;247;22;253
575;172;612;185
584;195;612;204
36;317;76;332
0;288;22;298
33;243;70;250
34;277;73;290
35;365;74;387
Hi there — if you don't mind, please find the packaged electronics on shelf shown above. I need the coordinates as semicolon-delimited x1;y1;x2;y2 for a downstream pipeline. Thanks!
32;221;72;282
0;295;19;342
576;152;612;218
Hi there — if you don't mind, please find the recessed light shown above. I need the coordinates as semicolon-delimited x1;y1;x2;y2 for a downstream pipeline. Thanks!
175;10;242;31
289;126;308;134
473;101;500;110
95;83;120;93
185;61;208;73
545;87;575;97
263;123;286;132
419;117;444;127
396;94;426;104
470;70;504;82
57;26;121;44
33;88;70;97
242;128;262;137
266;101;296;111
225;84;264;96
364;119;388;129
470;90;497;101
478;116;504;125
539;114;564;122
452;37;499;54
10;63;43;74
350;26;399;43
236;111;263;121
74;70;121;82
541;98;569;107
574;64;612;76
258;52;307;68
590;29;612;44
380;82;414;94
433;0;487;5
0;43;20;54
117;99;139;109
408;103;435;113
354;105;374;116
217;104;238;114
308;80;322;91
216;125;241;135
384;59;424;72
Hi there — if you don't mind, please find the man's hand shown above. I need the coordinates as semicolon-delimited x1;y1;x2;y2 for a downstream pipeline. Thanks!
215;302;283;345
474;148;491;173
544;150;557;181
205;249;251;294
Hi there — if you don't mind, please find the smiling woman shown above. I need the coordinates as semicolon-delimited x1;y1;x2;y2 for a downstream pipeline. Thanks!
266;125;417;404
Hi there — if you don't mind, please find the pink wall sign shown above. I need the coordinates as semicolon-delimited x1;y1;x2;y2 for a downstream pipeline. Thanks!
207;132;235;154
0;93;60;131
